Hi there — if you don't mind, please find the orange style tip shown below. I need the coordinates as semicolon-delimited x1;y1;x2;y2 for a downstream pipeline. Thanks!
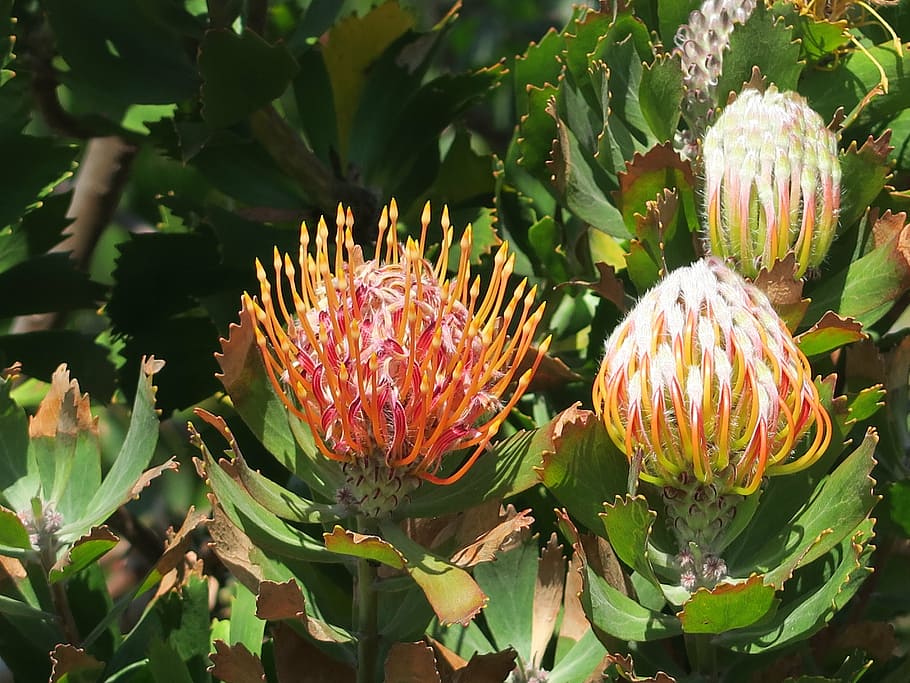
539;335;553;353
441;204;450;225
421;201;432;226
334;203;345;223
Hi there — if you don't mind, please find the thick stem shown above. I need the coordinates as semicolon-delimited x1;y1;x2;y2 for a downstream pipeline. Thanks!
39;538;80;644
685;633;717;682
355;516;379;683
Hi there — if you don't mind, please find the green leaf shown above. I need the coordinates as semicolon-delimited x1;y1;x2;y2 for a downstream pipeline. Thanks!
59;358;164;543
225;451;336;524
601;495;660;589
795;312;866;357
717;519;874;652
401;427;548;519
44;0;199;110
228;582;266;657
323;526;406;569
678;575;777;634
513;28;563;115
516;83;559;184
49;527;119;583
198;434;332;564
657;0;702;47
740;430;878;587
639;55;685;143
0;374;30;510
0;331;116;401
0;506;31;557
320;1;415;163
292;48;338;164
379;519;487;628
716;3;803;104
548;628;608;683
199;29;299;128
773;5;850;62
472;539;539;661
802;43;910;124
582;561;682;642
537;406;630;536
804;228;909;329
0;135;75;230
838;135;893;231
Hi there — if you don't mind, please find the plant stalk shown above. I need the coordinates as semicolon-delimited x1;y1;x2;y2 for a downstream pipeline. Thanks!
355;516;379;683
686;633;717;682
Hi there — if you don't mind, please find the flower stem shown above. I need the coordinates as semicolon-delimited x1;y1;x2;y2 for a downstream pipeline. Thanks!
355;517;379;683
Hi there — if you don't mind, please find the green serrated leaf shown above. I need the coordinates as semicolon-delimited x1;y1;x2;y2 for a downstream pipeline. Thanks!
59;359;163;543
678;575;777;634
717;519;874;652
741;430;878;586
200;439;332;564
199;29;299;128
601;495;660;589
537;407;630;536
401;426;547;519
472;539;538;661
323;526;405;569
379;519;487;628
716;3;803;103
582;561;682;642
639;55;685;143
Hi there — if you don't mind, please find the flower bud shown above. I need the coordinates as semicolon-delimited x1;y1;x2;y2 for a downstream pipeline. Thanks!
703;86;841;278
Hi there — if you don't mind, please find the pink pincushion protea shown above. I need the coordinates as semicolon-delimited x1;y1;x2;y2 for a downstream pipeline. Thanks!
594;257;831;497
246;202;548;517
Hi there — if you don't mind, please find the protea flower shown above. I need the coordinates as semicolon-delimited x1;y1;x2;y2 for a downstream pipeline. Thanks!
674;0;757;153
593;258;831;586
703;86;842;278
246;202;548;517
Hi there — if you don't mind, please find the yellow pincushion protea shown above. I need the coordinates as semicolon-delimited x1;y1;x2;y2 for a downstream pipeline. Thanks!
594;257;831;497
245;202;548;516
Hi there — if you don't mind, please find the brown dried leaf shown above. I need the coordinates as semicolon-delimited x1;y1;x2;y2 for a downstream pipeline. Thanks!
384;642;442;683
209;640;266;683
208;503;264;592
427;637;467;675
530;534;565;664
618;144;695;204
521;350;582;392
157;506;209;579
871;209;909;249
450;508;534;568
272;622;355;683
752;254;808;330
563;262;627;312
452;650;517;683
128;458;180;499
50;644;104;683
256;579;307;622
559;552;590;643
795;311;867;356
29;364;97;438
605;653;676;682
0;555;26;582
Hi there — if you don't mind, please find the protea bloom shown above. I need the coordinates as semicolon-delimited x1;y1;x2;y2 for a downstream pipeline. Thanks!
593;258;831;584
703;86;842;278
245;202;548;517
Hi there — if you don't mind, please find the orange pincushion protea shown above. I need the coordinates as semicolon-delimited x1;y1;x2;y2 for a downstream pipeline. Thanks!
245;202;547;515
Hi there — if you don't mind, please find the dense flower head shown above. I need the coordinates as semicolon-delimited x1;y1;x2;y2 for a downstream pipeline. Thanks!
593;257;831;496
245;201;548;496
703;86;842;278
